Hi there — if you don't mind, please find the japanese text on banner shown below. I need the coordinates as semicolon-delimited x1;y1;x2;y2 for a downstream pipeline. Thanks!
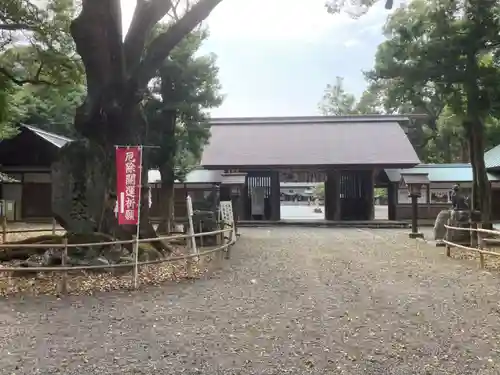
115;147;142;225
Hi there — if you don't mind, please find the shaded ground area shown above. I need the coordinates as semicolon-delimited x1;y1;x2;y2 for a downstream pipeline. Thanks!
2;227;500;374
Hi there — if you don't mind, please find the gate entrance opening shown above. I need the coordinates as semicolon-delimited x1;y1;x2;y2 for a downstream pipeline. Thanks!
201;116;420;222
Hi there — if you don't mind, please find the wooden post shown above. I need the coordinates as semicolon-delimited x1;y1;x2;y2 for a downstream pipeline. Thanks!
470;221;478;248
270;170;281;221
132;235;139;289
445;218;451;257
367;169;375;221
477;224;485;268
199;221;204;248
387;182;397;220
325;170;341;221
2;215;6;243
60;237;68;295
411;195;418;235
52;217;56;235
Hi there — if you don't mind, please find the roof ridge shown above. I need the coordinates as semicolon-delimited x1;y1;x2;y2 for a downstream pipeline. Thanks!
417;163;471;168
21;124;74;142
209;115;411;125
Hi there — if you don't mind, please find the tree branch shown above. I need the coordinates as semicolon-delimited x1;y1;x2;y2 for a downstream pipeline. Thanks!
123;0;174;73
0;66;53;86
167;0;184;21
70;0;124;103
0;23;34;31
135;0;222;89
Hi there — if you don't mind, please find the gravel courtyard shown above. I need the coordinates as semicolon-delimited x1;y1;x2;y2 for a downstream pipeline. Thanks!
2;227;500;374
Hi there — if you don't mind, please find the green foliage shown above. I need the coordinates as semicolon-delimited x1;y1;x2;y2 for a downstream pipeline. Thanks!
0;0;82;85
318;76;382;116
374;187;387;198
313;183;325;200
325;0;393;17
0;0;83;140
318;76;360;115
0;75;20;139
325;0;500;218
9;84;85;137
144;28;223;181
320;0;500;167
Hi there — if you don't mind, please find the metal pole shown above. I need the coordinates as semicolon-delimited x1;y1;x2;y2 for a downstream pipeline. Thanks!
134;146;143;290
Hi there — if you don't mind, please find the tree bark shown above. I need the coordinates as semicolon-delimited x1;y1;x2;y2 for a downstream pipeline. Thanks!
473;119;491;223
52;0;223;245
465;52;491;224
156;111;177;234
156;175;175;234
460;138;469;163
464;120;479;211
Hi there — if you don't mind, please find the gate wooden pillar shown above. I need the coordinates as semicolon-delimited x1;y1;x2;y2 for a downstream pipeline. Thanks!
241;179;250;220
387;182;397;220
324;170;341;221
366;170;375;220
270;171;281;221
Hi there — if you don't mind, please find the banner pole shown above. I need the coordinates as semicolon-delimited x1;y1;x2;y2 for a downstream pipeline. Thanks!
133;146;144;290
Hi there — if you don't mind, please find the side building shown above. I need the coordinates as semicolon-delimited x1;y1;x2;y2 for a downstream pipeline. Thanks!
0;125;71;221
384;163;500;221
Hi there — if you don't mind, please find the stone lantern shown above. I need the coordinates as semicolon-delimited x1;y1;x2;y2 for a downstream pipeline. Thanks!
400;172;430;239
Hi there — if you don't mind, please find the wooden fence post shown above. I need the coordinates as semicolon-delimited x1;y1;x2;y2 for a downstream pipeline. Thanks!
445;218;451;257
60;238;68;295
225;228;231;260
52;217;56;235
199;221;204;248
470;221;478;248
2;216;7;243
132;235;139;290
477;224;485;269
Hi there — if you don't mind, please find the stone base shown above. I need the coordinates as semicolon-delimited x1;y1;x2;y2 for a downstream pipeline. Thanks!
409;232;424;239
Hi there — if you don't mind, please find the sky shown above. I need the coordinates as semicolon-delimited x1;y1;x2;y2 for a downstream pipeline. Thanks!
121;0;389;117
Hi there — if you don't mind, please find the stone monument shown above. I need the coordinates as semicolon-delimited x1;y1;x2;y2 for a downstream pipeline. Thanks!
433;184;470;243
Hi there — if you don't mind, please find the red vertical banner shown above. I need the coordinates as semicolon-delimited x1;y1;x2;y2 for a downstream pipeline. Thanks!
115;147;142;225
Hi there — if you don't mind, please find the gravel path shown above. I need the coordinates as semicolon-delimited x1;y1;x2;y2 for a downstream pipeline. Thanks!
2;227;500;374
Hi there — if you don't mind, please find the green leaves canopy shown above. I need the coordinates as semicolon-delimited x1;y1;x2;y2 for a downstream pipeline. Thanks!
144;28;223;181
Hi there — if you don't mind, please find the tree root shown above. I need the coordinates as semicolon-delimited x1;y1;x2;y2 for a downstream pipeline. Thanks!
0;230;177;262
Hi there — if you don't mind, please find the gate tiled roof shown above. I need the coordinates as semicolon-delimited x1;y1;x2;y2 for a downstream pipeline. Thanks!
201;116;420;168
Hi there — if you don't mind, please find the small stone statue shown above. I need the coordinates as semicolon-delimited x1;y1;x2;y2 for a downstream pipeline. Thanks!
451;184;468;211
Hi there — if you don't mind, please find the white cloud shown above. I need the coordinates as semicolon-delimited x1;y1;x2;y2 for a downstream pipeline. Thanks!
119;0;390;117
343;39;360;47
207;0;352;42
120;0;387;43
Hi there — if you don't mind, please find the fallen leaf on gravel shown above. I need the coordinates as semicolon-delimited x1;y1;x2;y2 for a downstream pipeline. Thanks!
0;250;220;297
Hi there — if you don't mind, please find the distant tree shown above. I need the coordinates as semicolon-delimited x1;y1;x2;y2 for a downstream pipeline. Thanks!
144;28;223;233
325;0;395;17
313;183;325;200
10;85;86;137
365;0;500;222
318;76;360;115
0;0;82;139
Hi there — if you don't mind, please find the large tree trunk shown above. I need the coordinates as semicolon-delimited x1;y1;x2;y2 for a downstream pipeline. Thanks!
473;119;491;224
465;52;491;225
51;0;222;244
155;111;177;234
156;170;175;234
460;138;469;163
